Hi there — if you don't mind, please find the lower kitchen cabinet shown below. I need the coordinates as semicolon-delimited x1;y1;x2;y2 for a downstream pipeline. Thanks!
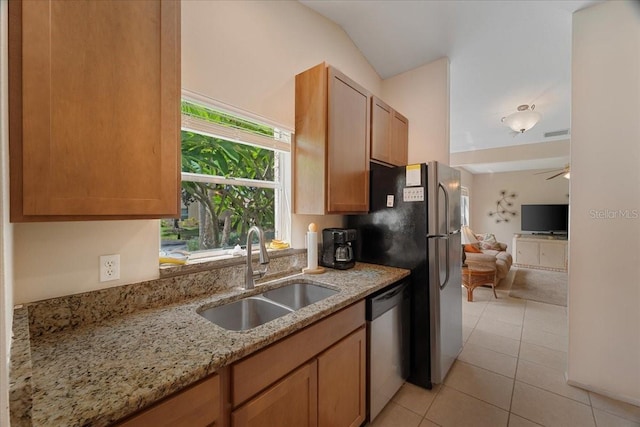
231;301;366;427
232;361;318;427
318;327;366;427
117;302;366;427
232;327;366;427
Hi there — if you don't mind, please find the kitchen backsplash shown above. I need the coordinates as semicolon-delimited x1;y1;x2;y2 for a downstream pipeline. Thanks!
25;249;306;337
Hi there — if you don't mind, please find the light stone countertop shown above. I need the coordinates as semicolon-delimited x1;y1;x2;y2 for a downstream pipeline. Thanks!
15;262;409;427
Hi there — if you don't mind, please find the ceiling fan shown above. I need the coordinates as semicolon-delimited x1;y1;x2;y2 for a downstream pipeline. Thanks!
534;164;570;180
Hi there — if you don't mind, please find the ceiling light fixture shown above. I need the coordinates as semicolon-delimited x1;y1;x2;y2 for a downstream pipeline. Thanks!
501;104;541;133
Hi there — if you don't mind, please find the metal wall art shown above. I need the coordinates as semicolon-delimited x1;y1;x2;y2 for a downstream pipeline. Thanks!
488;190;517;223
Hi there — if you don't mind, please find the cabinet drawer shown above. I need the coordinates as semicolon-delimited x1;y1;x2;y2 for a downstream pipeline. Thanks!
116;374;220;427
232;301;365;406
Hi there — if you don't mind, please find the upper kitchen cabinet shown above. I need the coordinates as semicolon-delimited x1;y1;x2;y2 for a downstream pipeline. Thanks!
8;0;181;222
390;109;409;166
294;63;370;215
371;96;408;167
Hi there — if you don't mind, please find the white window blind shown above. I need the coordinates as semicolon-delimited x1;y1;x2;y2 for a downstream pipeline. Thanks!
181;89;292;152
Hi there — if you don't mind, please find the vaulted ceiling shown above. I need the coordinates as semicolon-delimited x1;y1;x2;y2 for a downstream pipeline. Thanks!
300;0;601;171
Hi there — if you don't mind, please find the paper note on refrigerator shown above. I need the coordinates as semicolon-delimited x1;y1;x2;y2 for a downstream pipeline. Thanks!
386;195;395;207
406;164;421;186
403;187;424;202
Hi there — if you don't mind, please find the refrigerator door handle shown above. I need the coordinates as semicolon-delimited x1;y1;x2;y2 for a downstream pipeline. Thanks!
439;181;450;235
433;235;451;290
441;236;450;290
438;181;452;289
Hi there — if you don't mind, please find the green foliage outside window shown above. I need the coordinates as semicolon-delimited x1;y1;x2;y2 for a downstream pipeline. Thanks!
181;131;275;249
182;101;274;138
161;102;277;252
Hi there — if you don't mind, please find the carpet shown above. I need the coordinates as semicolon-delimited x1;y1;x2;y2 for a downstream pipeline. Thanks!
509;268;568;306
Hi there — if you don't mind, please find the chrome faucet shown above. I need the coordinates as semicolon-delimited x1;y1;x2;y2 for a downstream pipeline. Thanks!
245;226;270;289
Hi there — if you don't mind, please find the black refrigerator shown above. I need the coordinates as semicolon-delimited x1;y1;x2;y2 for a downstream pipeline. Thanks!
348;161;463;388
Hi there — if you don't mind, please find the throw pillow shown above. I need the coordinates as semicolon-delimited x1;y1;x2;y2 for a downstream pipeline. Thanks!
475;233;490;242
464;244;482;253
478;233;502;250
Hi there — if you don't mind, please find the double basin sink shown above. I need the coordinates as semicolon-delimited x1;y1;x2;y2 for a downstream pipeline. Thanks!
198;282;339;331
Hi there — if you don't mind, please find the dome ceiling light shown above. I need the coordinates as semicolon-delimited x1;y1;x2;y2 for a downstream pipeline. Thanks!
501;104;541;133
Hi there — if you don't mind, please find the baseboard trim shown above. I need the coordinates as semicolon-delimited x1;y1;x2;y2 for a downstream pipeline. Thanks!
565;372;640;407
514;263;567;273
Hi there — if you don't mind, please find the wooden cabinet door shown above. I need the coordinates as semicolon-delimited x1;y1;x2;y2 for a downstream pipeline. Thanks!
9;0;180;221
232;361;318;427
327;67;370;214
516;240;539;265
539;242;567;269
390;110;409;166
317;327;366;427
293;63;327;215
371;96;392;164
370;96;408;167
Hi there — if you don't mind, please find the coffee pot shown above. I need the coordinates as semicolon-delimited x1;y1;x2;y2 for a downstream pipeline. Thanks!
335;244;353;262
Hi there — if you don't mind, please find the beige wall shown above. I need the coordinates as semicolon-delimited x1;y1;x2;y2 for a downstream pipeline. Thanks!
458;168;474;196
382;58;450;165
182;0;382;130
0;0;12;423
12;219;160;304
470;170;569;250
13;221;160;303
451;139;569;168
568;1;640;405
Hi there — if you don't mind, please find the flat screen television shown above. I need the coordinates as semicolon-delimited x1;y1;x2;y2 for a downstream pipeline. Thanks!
521;204;569;234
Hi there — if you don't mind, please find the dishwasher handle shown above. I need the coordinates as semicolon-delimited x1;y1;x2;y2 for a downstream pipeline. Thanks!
367;281;410;321
375;286;404;301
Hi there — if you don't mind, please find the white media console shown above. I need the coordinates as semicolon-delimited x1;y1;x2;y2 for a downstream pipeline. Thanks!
512;235;568;272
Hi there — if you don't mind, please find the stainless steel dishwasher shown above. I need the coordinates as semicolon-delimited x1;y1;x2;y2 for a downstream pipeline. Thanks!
366;279;411;422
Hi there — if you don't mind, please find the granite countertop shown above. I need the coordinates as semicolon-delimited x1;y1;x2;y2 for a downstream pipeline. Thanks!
13;262;409;427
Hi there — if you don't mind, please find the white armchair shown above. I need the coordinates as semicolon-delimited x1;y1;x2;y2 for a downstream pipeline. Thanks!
462;227;513;280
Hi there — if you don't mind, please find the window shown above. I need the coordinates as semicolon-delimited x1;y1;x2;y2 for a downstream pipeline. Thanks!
160;91;292;254
461;186;470;227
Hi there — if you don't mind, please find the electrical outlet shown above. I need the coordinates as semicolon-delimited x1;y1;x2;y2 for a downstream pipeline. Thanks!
100;254;120;282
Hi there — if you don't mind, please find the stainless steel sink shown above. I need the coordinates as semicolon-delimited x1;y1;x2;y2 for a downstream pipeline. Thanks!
261;283;338;310
198;282;339;331
198;297;293;331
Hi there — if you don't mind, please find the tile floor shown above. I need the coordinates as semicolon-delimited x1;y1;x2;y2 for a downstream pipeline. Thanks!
369;268;640;427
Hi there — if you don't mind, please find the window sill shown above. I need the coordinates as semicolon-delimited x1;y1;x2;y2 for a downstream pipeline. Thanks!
159;247;306;279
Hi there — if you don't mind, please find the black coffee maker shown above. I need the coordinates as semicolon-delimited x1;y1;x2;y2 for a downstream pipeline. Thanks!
320;228;356;270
